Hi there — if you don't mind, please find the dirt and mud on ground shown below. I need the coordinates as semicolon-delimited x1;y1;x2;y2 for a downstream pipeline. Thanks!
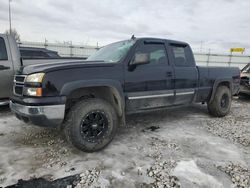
0;97;250;188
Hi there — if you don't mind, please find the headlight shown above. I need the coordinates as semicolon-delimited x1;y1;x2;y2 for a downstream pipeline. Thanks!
26;73;45;83
23;87;43;97
24;73;44;97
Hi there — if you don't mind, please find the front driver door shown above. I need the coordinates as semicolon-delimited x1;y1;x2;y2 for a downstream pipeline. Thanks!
0;36;14;99
124;40;175;112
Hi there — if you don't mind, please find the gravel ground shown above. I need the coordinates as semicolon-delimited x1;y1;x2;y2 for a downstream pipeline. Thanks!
0;97;250;188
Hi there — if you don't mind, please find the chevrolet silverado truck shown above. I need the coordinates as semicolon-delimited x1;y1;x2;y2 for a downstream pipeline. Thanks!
0;34;85;105
10;37;240;152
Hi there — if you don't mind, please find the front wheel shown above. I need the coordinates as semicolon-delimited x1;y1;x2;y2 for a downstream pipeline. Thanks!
64;98;118;152
207;86;232;117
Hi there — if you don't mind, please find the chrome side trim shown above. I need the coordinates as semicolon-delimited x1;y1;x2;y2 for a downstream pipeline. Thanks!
128;89;196;100
176;91;195;96
128;93;174;100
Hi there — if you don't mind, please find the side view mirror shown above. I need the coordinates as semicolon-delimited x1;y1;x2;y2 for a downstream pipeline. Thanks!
131;53;150;66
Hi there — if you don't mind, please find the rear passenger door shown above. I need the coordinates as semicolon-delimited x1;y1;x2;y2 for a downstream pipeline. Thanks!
169;43;198;105
125;40;175;112
0;36;14;99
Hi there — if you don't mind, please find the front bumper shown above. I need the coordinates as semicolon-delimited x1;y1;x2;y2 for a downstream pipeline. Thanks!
10;100;65;128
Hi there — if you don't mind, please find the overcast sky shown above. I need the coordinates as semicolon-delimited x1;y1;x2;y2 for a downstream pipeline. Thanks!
0;0;250;52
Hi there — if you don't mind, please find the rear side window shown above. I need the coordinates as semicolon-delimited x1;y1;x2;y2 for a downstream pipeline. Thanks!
134;43;168;65
0;37;8;60
171;44;193;67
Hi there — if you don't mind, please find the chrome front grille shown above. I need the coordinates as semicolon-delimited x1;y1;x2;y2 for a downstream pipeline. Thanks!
14;75;26;83
13;75;26;96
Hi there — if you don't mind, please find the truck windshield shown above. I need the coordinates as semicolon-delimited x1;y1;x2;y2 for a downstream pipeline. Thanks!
87;40;135;63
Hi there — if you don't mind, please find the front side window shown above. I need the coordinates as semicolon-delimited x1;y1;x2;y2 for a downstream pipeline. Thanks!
0;37;8;60
87;40;135;63
134;43;168;65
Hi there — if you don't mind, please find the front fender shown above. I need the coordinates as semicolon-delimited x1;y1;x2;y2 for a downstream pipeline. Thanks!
60;79;125;109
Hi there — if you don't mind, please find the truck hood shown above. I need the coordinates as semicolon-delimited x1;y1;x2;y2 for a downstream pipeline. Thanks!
20;60;116;75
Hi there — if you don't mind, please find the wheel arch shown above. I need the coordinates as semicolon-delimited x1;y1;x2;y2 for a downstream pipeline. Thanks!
61;79;125;121
209;79;232;103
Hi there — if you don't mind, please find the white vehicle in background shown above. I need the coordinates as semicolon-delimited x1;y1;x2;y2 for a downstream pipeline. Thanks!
0;34;20;105
240;63;250;95
0;34;85;105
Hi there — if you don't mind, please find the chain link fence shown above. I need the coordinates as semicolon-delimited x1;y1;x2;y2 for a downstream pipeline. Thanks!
18;41;99;58
194;52;250;69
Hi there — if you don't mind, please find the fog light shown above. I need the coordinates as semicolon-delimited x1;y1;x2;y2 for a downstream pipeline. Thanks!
24;87;42;97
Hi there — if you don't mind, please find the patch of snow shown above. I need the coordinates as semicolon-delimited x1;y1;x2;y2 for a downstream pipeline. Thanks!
173;160;223;188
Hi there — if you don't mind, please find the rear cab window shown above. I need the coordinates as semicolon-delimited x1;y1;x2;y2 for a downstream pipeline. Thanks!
0;37;8;60
170;43;195;67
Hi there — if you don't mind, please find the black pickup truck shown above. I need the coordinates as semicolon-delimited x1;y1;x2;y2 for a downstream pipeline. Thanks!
10;37;240;152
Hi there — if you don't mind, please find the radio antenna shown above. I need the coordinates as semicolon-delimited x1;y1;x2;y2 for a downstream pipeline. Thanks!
131;35;136;40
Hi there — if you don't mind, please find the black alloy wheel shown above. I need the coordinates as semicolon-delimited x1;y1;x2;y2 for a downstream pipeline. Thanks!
220;93;229;109
64;98;118;152
80;111;109;143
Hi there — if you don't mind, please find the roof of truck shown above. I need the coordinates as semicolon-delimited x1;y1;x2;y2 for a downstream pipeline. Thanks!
134;37;189;45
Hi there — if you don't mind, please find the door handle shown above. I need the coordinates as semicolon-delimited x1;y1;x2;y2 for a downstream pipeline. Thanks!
0;65;10;70
166;71;172;77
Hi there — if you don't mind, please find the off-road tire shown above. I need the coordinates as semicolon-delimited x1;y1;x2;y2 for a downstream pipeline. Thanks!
207;86;232;117
64;98;118;152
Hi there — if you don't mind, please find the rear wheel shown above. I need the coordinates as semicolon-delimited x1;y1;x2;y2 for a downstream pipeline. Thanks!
64;98;118;152
207;86;232;117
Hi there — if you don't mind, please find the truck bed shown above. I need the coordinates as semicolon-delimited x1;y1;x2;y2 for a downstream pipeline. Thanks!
196;66;240;102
